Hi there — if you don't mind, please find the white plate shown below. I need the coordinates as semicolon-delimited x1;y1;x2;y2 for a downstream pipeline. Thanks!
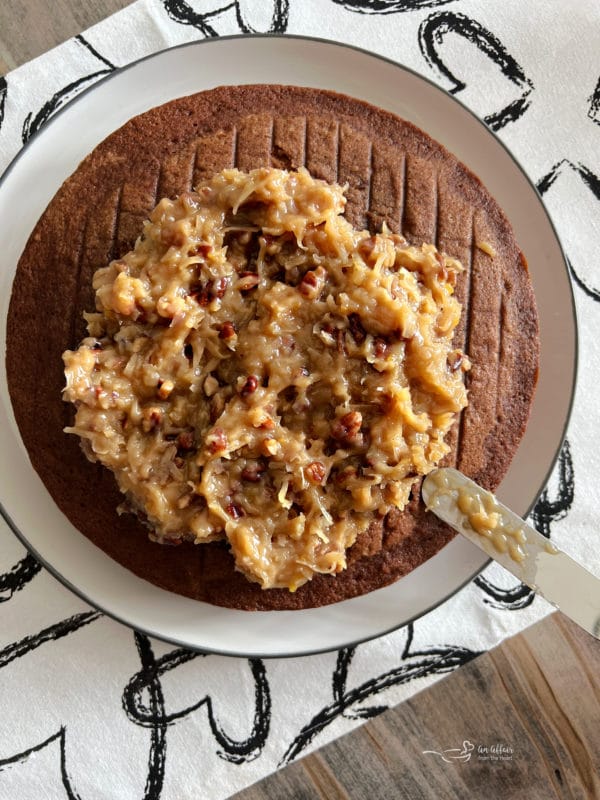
0;36;576;657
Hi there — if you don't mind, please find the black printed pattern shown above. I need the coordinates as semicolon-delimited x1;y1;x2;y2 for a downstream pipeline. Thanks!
0;600;476;796
530;440;575;538
162;0;222;38
281;625;480;764
0;553;41;603
0;76;7;132
235;0;289;33
0;727;80;800
418;11;534;130
331;0;453;14
1;0;595;797
0;610;101;670
588;76;600;126
538;161;600;302
162;0;289;37
0;611;105;797
21;36;115;143
123;640;271;766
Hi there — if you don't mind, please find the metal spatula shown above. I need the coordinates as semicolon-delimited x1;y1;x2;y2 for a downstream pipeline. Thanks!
422;467;600;640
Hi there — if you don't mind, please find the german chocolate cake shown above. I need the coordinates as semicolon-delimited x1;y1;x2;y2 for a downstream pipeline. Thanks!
6;85;539;610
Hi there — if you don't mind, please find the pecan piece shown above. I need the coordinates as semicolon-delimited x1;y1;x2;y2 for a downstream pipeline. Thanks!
240;375;259;397
219;321;236;340
332;411;363;444
189;243;212;258
348;313;366;344
176;429;195;451
241;462;266;482
213;276;228;299
305;461;326;484
190;282;210;306
226;503;244;519
298;266;325;299
207;427;227;454
335;465;357;485
191;277;228;306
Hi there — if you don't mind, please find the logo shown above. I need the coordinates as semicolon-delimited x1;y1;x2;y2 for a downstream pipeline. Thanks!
422;740;474;764
422;740;514;764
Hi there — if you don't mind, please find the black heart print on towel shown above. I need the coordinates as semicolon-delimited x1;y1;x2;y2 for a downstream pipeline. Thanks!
235;0;289;32
538;160;600;302
530;440;575;538
418;11;534;131
0;727;78;799
0;553;41;603
331;0;454;14
281;625;480;764
163;0;289;36
0;620;270;800
0;612;104;798
162;0;224;37
0;76;7;132
122;634;269;797
588;75;600;125
123;636;271;767
21;36;115;143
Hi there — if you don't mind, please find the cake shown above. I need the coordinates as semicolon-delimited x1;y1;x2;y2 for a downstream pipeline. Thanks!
6;85;539;610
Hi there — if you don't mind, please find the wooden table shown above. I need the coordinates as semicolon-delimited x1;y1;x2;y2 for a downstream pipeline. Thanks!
2;3;599;798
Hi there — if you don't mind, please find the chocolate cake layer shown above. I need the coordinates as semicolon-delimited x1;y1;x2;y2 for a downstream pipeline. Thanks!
6;85;539;610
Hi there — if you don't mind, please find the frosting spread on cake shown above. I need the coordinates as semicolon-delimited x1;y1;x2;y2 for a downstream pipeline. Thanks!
63;167;470;590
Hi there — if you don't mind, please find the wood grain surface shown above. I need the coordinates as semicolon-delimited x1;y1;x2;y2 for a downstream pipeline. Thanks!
0;0;132;74
2;3;599;799
233;614;600;800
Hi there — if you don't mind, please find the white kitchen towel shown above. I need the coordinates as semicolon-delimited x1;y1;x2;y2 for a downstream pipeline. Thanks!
1;1;598;798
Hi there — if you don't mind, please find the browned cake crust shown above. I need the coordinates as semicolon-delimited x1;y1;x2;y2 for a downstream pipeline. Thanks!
6;85;539;610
